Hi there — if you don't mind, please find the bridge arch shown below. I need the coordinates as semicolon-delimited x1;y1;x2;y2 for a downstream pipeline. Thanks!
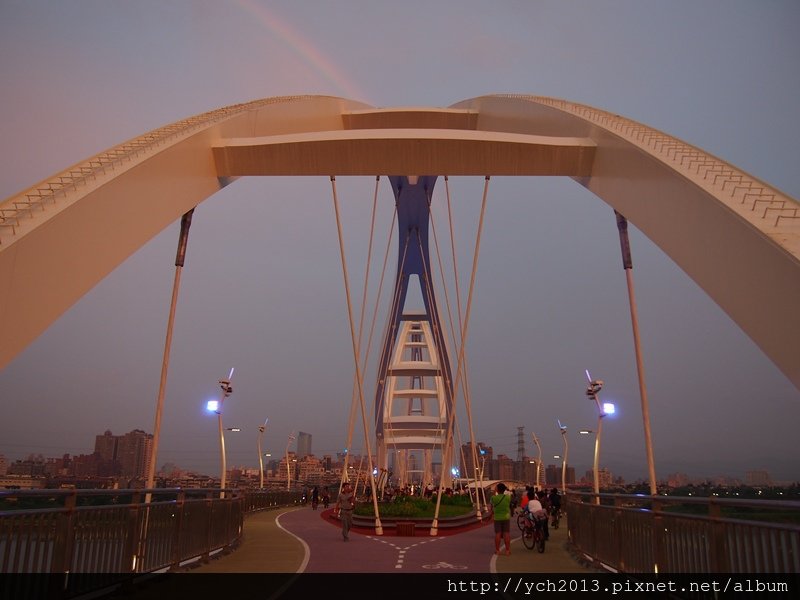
1;94;798;389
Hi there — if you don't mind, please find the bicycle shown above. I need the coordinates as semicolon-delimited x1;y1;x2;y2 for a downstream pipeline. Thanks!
521;513;547;553
550;507;562;529
516;509;528;531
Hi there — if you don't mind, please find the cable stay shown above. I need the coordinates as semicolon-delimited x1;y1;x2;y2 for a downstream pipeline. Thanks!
330;175;384;535
331;174;492;536
430;175;491;535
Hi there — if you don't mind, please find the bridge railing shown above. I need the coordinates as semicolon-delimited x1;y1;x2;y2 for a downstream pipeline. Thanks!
566;491;800;573
0;95;314;245
0;487;303;596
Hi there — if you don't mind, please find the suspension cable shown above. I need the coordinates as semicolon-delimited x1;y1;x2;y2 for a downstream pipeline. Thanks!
415;234;450;461
428;178;482;511
379;229;412;480
340;176;381;493
444;175;483;509
431;176;491;535
330;175;383;535
422;208;478;512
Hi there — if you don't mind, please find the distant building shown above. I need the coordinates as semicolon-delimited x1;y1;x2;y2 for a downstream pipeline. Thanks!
545;463;575;486
584;468;614;489
667;472;690;488
520;456;538;484
459;442;493;480
0;475;45;490
746;470;772;486
8;454;47;476
0;454;7;476
297;454;325;483
117;430;153;479
297;432;312;459
496;454;514;481
95;430;117;462
278;451;298;485
91;429;153;479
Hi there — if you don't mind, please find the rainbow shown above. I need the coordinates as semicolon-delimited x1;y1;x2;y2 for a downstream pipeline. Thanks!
234;0;373;104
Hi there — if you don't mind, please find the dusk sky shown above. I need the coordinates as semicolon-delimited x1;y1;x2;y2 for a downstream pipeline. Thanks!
1;1;798;484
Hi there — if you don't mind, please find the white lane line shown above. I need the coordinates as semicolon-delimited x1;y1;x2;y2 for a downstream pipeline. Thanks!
275;509;311;574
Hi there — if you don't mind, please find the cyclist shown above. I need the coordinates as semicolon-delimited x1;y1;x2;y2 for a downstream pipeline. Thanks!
534;490;551;540
549;488;562;527
522;490;547;539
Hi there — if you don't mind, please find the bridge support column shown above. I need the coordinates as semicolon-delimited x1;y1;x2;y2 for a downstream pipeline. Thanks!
615;210;657;496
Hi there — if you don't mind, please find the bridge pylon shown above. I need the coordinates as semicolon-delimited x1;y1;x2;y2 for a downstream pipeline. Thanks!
374;176;455;490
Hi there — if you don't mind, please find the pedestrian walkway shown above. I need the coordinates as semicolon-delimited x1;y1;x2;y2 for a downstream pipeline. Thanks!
187;506;598;574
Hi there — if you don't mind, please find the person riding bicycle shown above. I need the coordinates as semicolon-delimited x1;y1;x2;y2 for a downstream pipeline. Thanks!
549;488;562;525
523;490;548;538
525;490;550;540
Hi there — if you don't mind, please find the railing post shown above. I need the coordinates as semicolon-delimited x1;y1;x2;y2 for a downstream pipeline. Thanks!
127;490;142;573
168;489;186;572
708;499;728;572
651;496;665;573
203;490;214;563
613;495;625;571
49;490;77;600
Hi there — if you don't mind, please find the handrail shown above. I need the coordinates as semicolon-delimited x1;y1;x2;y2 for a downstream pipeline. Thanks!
0;487;304;597
501;94;800;231
0;96;316;244
566;491;800;573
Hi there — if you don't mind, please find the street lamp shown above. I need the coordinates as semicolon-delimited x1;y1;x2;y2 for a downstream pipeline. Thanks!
531;433;543;491
285;432;296;491
585;370;615;503
257;418;269;489
558;419;568;495
477;449;487;507
208;368;234;499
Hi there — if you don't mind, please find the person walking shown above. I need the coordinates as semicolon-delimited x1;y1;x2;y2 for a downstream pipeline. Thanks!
490;482;512;555
335;482;355;541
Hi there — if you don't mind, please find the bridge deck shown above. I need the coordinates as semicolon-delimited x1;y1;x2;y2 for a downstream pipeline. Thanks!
186;506;597;574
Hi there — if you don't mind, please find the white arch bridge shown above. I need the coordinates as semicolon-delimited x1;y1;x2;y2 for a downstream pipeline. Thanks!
1;94;797;393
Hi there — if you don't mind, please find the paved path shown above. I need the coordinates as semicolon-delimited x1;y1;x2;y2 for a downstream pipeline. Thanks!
189;506;598;574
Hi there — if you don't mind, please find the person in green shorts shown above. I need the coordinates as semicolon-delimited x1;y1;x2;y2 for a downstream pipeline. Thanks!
491;482;512;555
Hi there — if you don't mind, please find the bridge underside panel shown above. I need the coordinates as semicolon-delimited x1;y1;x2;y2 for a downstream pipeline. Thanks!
212;130;595;176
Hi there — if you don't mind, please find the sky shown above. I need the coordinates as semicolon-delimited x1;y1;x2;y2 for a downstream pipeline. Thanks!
1;0;798;484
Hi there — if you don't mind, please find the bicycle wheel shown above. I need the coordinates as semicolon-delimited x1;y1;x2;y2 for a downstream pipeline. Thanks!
537;535;546;553
516;513;527;531
522;526;535;549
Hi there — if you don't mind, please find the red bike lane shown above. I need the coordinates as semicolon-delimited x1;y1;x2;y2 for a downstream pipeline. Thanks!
277;507;498;573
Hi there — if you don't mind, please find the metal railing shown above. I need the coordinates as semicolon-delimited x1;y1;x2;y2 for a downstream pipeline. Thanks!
0;95;316;245
566;491;800;573
502;94;800;229
0;487;303;597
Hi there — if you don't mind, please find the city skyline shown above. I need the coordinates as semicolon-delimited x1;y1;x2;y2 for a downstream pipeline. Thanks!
1;2;798;485
1;425;792;488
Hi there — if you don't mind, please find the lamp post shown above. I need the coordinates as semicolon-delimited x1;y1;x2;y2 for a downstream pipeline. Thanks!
208;368;234;499
531;433;543;491
285;437;293;491
558;420;568;495
585;371;615;503
257;418;268;489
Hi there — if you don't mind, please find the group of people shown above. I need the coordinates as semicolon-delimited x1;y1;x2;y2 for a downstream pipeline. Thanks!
491;483;561;555
303;486;331;510
331;479;563;551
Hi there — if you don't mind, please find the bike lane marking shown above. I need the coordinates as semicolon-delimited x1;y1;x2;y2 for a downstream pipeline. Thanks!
366;535;447;570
